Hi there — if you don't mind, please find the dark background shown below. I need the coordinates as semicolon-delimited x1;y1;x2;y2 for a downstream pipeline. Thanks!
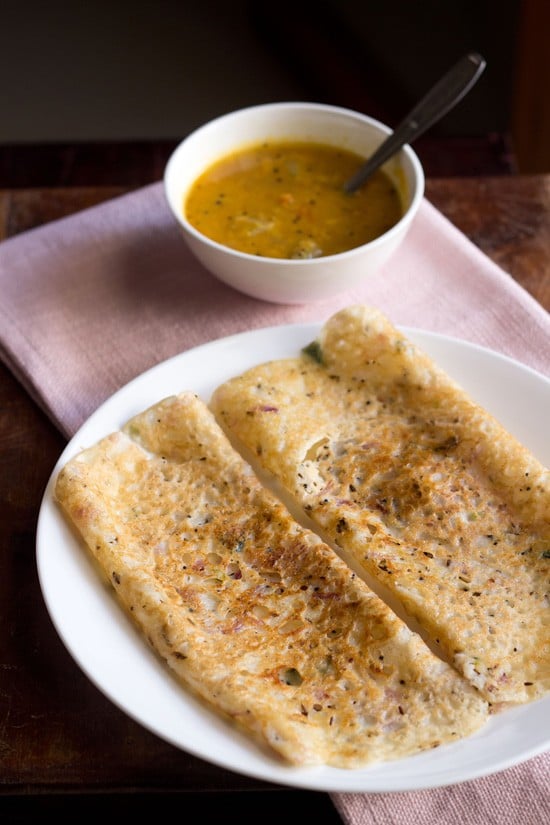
0;0;548;179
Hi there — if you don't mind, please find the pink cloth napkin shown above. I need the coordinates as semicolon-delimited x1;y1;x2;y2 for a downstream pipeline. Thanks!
1;182;549;823
1;182;548;438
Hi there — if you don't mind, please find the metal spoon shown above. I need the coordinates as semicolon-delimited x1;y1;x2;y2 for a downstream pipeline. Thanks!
344;52;486;193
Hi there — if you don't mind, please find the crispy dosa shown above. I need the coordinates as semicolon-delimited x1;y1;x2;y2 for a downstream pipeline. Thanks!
55;391;488;767
211;305;550;707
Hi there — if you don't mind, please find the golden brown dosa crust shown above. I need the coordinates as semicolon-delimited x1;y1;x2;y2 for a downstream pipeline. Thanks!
55;391;488;767
211;305;550;706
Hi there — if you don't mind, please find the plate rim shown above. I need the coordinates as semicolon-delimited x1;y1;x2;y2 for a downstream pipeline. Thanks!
35;321;550;793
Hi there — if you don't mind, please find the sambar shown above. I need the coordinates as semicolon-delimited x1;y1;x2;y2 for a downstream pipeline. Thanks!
184;140;404;259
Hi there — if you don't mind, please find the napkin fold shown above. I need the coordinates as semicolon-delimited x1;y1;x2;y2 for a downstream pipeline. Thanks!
1;181;548;824
332;752;550;825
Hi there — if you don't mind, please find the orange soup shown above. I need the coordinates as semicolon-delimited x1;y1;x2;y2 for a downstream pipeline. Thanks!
184;140;404;259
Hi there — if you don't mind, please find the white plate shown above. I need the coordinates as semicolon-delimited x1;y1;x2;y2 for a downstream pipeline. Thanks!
36;323;550;793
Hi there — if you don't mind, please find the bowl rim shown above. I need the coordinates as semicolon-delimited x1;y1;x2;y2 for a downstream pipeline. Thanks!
163;100;425;267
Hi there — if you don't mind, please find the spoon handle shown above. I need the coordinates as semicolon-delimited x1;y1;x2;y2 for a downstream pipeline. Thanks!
344;52;486;193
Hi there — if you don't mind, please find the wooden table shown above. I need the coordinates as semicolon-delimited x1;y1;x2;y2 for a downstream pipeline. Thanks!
0;175;548;820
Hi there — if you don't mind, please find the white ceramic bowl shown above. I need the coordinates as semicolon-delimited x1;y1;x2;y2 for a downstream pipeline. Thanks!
164;102;424;304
